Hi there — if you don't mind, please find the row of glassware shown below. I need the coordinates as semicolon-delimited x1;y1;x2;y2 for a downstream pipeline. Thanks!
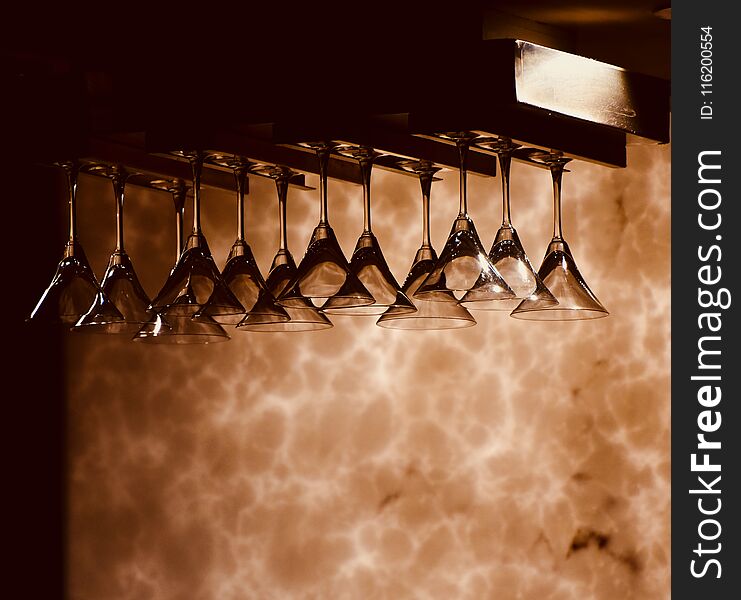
28;133;608;343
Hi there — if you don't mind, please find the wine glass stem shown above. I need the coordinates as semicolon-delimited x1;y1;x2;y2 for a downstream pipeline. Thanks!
419;171;433;248
276;176;289;251
499;151;512;227
317;146;330;225
65;162;79;243
359;156;373;233
550;163;564;240
234;167;247;242
189;152;204;234
112;174;126;252
172;189;186;259
457;139;469;217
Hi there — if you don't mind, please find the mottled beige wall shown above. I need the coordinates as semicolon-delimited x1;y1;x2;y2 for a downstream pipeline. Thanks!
66;143;670;600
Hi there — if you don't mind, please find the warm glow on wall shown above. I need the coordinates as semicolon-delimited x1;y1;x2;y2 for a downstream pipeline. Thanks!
64;142;670;599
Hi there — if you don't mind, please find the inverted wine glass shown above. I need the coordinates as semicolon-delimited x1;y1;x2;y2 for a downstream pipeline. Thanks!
73;165;153;333
323;145;415;315
238;165;332;332
149;151;244;318
134;179;229;343
461;137;557;311
196;155;289;326
511;153;609;320
414;132;515;304
277;142;373;309
28;161;123;326
377;160;476;330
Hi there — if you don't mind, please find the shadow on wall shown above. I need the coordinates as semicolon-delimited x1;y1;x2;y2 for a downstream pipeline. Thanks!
64;144;670;600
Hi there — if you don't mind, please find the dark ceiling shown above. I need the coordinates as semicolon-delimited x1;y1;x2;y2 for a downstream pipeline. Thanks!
4;2;670;77
2;1;670;161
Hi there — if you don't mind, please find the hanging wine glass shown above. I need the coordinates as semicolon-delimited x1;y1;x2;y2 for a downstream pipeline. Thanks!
511;152;609;320
277;142;374;309
28;161;123;326
414;132;515;304
134;179;229;343
196;155;289;326
149;151;244;318
377;160;476;330
323;145;415;315
73;165;153;333
238;165;332;332
461;137;557;311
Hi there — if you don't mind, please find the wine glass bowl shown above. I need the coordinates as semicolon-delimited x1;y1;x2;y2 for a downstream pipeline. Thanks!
28;161;120;327
73;164;153;334
460;137;558;311
133;312;230;344
149;151;245;319
322;144;416;316
134;176;230;343
29;241;101;325
196;154;289;326
414;132;515;304
511;152;609;320
237;164;333;332
377;160;476;330
277;142;374;309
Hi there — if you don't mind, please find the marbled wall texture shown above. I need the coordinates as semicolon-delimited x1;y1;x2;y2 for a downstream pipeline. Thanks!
65;143;670;600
